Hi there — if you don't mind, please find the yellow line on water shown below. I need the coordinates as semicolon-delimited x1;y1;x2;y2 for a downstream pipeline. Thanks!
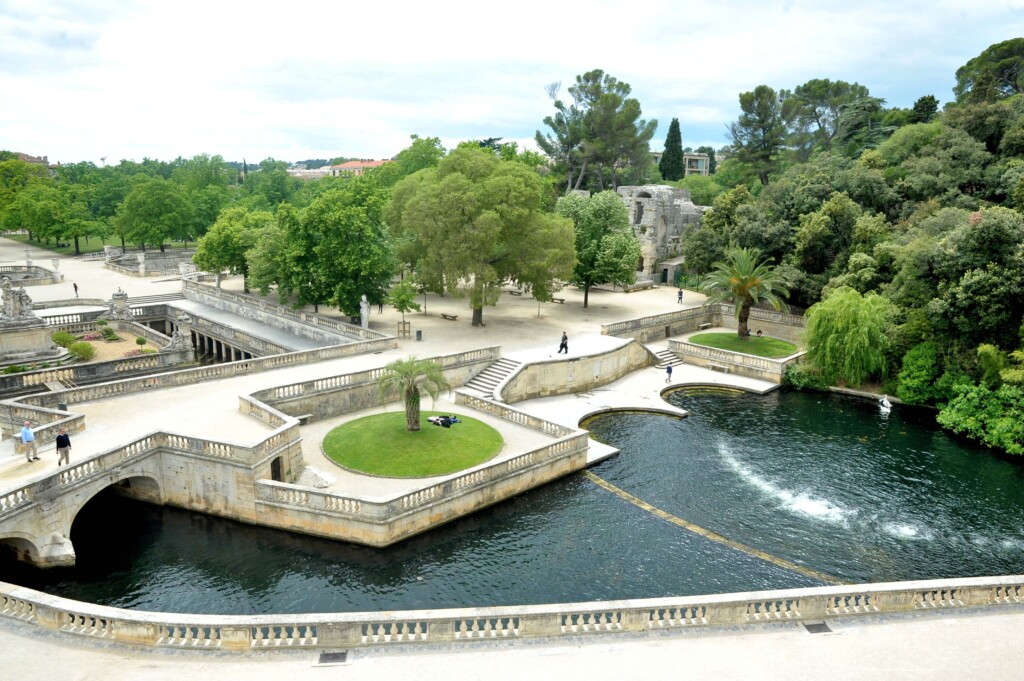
581;470;847;585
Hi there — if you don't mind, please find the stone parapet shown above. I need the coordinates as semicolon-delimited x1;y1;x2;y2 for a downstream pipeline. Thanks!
1;575;1021;651
669;340;805;384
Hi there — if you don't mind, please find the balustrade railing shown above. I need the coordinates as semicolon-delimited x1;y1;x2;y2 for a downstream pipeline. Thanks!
719;303;806;327
602;306;712;336
2;575;1022;651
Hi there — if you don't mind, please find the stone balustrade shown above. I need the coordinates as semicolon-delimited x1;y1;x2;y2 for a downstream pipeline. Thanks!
670;340;805;384
190;314;291;356
182;280;389;342
455;392;575;437
1;575;1021;651
602;306;713;339
0;265;61;286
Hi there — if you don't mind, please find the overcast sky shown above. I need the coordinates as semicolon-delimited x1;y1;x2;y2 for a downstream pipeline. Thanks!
2;0;1023;166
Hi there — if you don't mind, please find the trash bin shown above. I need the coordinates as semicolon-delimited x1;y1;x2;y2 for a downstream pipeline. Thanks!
58;401;68;412
416;330;422;341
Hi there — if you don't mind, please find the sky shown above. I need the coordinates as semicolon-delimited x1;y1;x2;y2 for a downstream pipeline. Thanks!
2;0;1023;166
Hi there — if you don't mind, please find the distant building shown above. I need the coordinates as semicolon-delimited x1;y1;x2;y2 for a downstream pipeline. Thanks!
682;153;710;176
329;159;390;177
287;166;332;180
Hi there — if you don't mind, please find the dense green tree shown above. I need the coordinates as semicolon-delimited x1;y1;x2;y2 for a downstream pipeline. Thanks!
699;247;789;338
728;85;788;185
896;341;943;405
792;192;861;274
804;286;894;387
834;97;897;155
1;180;62;240
193;207;274;289
386;146;575;326
954;38;1024;104
788;78;870;158
537;70;657;191
373;135;446;188
555;190;640;308
938;382;1024;454
378;357;451;432
114;178;192;251
909;95;939;124
659;118;684;180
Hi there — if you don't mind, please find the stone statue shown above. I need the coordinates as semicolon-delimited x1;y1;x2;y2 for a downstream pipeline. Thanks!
359;294;370;330
1;281;32;320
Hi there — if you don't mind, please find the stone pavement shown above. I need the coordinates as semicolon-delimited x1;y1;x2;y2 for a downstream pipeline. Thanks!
4;237;1017;678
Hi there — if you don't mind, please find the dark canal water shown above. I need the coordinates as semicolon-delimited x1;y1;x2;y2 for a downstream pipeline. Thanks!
3;389;1023;614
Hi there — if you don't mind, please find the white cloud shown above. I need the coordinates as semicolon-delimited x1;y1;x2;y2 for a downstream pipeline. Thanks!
1;0;1023;163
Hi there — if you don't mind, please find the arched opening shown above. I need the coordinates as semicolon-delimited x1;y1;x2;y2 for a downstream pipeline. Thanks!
0;535;40;565
271;456;283;482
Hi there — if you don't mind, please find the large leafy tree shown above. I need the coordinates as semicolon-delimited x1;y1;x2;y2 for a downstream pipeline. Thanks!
194;207;274;289
699;247;789;338
264;178;395;317
954;38;1024;104
804;286;894;387
114;177;192;251
728;85;788;185
387;146;575;326
659;118;684;181
788;79;870;159
537;70;657;192
556;190;640;308
378;357;451;432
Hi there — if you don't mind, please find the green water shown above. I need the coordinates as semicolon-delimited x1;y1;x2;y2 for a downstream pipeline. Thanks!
2;389;1021;614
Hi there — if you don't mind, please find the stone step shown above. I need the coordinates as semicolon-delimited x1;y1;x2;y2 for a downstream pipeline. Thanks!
653;350;684;369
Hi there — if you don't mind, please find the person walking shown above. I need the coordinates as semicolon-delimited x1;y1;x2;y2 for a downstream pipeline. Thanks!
20;421;39;462
665;364;673;383
677;288;683;304
55;427;71;466
557;331;568;354
73;282;79;297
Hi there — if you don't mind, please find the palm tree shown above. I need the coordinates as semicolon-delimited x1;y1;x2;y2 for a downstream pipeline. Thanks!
378;357;451;431
700;247;789;338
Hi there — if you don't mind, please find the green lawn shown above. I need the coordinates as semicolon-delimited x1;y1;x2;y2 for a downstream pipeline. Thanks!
322;411;504;478
688;332;799;358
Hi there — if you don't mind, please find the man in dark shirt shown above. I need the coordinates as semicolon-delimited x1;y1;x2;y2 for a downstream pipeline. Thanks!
55;427;71;466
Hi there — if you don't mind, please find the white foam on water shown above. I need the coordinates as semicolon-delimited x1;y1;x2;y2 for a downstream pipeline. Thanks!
719;444;854;526
881;522;933;540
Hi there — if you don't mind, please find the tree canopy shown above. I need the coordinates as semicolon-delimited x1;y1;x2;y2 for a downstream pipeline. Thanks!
387;146;575;326
659;118;684;181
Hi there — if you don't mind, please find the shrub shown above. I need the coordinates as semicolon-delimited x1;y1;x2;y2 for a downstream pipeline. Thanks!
136;336;147;347
896;341;942;405
51;331;76;348
142;348;157;354
96;320;108;326
82;332;102;341
783;363;828;391
101;327;119;341
1;364;27;374
68;341;96;361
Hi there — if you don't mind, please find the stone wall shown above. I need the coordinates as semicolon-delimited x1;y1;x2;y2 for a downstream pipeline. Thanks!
718;304;806;344
601;306;717;342
616;185;703;278
669;340;805;384
500;339;653;403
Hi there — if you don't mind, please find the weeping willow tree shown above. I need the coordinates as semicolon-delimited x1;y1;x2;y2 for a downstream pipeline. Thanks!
804;286;894;387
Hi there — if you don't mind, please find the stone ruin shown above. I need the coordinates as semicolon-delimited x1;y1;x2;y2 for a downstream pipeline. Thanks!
616;185;704;282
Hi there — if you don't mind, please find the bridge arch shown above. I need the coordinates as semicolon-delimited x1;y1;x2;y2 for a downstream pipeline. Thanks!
66;474;165;530
0;532;42;565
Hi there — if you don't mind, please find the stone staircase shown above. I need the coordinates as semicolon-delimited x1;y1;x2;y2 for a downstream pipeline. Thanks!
127;292;186;305
653;348;684;369
462;358;522;400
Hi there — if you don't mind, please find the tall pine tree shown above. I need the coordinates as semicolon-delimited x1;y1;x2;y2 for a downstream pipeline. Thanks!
659;118;684;180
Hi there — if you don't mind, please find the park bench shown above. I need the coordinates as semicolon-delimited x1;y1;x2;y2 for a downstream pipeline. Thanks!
551;297;565;304
707;363;731;373
697;323;713;330
296;413;313;425
507;290;523;296
440;313;458;321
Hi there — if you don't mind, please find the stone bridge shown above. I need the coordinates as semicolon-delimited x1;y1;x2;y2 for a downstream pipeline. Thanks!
0;422;302;568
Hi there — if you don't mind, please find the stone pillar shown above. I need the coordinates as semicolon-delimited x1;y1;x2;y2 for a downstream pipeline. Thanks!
137;252;146;276
24;250;31;267
50;258;59;271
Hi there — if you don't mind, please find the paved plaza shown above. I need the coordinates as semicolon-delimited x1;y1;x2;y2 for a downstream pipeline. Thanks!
1;237;1023;678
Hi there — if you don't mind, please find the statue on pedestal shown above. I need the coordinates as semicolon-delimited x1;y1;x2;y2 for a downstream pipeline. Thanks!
360;294;370;330
1;280;34;321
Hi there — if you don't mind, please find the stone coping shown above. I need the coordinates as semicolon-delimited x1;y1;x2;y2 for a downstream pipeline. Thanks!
1;574;1021;651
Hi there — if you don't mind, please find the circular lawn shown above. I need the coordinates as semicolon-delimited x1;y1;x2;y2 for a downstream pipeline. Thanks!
322;411;504;478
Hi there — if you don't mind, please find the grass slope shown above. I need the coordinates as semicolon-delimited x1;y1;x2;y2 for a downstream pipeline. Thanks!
322;411;503;478
688;332;798;358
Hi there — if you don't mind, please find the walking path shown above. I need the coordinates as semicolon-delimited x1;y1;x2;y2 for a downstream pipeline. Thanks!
3;238;1018;678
